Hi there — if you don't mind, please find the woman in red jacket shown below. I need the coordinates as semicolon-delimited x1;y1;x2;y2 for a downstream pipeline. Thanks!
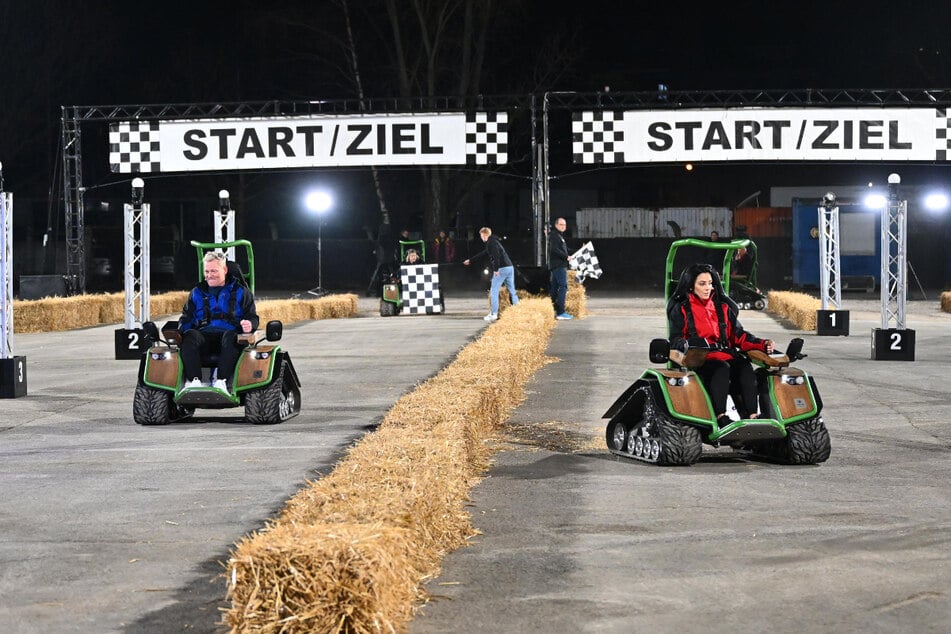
668;263;774;427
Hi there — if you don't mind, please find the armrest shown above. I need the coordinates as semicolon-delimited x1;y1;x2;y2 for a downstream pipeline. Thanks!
747;349;789;367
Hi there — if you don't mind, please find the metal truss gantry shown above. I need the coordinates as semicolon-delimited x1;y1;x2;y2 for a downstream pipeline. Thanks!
1;191;13;359
123;183;150;329
881;175;908;329
818;195;842;311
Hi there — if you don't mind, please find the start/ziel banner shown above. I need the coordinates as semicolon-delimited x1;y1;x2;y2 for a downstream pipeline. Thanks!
572;108;951;163
109;112;507;173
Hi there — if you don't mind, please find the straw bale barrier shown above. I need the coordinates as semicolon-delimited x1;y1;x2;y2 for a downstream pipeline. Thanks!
766;290;821;331
11;291;357;333
224;298;556;633
941;291;951;313
495;274;589;318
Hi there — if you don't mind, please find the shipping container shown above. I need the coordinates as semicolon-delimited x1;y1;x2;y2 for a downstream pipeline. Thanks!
576;208;655;238
576;207;731;239
733;207;792;238
655;207;731;239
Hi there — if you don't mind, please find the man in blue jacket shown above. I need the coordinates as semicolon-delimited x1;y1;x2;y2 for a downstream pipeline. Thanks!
178;251;259;391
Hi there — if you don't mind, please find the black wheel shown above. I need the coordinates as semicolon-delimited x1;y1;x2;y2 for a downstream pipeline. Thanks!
380;300;397;316
753;299;766;310
245;361;299;424
133;384;173;425
653;410;703;466
608;420;628;451
785;417;831;464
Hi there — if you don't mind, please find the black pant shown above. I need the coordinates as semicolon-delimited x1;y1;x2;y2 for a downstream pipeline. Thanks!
181;329;242;382
695;358;758;418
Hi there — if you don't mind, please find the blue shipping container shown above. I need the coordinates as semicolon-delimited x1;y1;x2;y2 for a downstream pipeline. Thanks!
792;198;881;288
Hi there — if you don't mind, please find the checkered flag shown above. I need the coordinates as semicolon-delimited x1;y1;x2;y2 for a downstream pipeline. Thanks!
570;241;602;283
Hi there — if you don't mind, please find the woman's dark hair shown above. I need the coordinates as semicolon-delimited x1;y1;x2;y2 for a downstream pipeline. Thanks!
668;263;726;308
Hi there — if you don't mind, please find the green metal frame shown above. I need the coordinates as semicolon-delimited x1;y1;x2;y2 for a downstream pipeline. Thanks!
664;237;752;303
191;239;255;293
399;239;426;263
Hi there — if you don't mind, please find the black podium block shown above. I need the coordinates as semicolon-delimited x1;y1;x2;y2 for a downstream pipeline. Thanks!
817;310;850;336
0;356;27;398
871;328;916;361
115;328;148;359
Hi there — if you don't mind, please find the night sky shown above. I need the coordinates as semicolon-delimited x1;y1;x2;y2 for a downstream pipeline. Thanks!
3;0;951;236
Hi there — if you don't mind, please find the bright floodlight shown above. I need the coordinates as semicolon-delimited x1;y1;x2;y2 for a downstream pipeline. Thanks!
305;191;333;214
864;193;887;209
924;192;949;212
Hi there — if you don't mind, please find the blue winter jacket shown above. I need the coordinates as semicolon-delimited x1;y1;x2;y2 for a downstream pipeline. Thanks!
179;278;259;333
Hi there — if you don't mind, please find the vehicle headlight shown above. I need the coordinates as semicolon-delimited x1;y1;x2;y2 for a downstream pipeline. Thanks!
151;351;171;361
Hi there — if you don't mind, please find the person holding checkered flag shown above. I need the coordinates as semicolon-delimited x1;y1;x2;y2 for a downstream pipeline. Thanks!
548;217;574;320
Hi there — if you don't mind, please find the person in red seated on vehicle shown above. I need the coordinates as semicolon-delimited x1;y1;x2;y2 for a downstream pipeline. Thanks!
667;263;773;426
178;251;259;392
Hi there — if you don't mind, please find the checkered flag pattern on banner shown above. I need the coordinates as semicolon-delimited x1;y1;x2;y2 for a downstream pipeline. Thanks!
936;108;951;161
570;241;602;283
109;121;161;173
572;111;625;164
399;263;444;315
466;112;508;165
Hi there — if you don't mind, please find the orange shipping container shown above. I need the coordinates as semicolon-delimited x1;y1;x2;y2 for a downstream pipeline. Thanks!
733;207;792;238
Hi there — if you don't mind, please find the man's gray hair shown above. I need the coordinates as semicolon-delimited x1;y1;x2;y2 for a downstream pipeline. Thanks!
203;251;227;264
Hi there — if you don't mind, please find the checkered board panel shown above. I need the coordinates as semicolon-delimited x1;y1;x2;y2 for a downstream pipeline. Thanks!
109;122;161;173
466;112;508;165
400;263;443;315
936;109;951;160
572;111;625;164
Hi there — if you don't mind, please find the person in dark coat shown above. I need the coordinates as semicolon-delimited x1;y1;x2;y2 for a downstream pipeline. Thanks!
463;226;518;322
548;217;573;320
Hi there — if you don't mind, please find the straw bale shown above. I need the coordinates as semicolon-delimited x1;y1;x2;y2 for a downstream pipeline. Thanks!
941;291;951;313
766;291;820;330
226;522;425;633
566;276;588;318
258;299;314;325
13;295;103;332
151;291;189;317
310;293;359;319
224;297;555;633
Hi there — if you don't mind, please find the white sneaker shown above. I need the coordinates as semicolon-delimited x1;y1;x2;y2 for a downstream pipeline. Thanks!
183;378;203;389
211;379;229;392
483;313;498;322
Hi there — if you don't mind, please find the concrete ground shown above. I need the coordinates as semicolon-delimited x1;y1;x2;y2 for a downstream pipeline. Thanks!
1;291;949;633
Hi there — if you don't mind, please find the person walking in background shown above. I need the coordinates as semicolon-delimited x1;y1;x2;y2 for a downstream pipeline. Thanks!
433;229;455;263
463;227;518;322
548;217;573;320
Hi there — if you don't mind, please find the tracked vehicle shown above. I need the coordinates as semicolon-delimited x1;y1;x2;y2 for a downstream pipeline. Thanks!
604;337;831;465
133;240;301;425
604;240;830;465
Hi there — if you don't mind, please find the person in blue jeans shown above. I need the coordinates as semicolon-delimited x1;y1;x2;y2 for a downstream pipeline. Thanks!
548;217;574;320
463;226;518;322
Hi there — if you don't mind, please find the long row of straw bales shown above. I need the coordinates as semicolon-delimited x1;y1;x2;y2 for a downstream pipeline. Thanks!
942;291;951;313
766;290;821;331
496;274;589;318
223;298;557;633
11;292;358;333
